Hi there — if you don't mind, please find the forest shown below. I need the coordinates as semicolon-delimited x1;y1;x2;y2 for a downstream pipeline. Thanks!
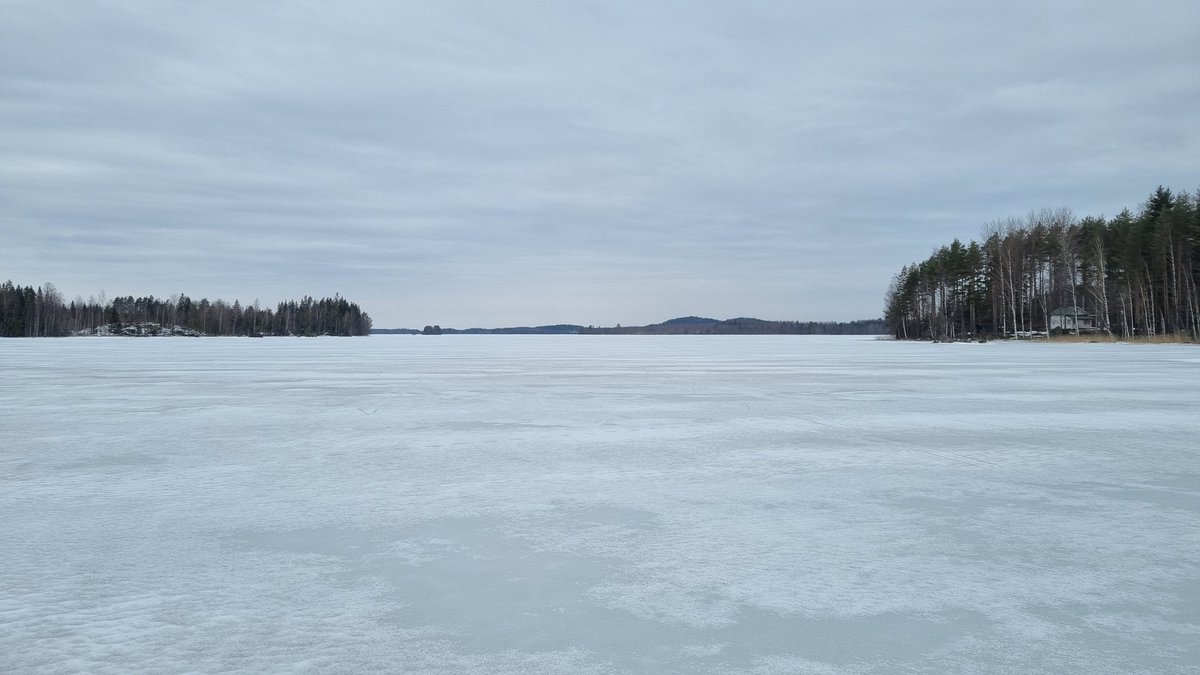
0;282;372;337
884;185;1200;340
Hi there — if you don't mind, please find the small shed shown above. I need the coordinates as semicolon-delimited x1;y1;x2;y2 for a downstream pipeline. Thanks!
1048;306;1095;332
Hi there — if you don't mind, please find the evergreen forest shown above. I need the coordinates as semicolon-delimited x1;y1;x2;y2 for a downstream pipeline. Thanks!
0;282;372;337
884;186;1200;340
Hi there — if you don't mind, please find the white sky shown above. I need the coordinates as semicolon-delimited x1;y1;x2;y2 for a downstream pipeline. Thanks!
2;1;1197;328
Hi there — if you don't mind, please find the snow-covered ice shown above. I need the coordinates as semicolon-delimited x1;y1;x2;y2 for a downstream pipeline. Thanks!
1;335;1197;673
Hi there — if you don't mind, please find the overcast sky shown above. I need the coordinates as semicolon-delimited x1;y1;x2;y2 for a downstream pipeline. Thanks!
3;1;1197;328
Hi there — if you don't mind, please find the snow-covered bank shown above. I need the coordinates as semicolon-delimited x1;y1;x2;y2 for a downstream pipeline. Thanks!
76;322;203;337
2;336;1197;673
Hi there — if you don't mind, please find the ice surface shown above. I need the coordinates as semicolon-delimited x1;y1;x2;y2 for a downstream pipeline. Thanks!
1;335;1198;673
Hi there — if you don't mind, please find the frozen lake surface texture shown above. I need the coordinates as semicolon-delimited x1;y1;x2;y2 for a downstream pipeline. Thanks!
2;335;1198;673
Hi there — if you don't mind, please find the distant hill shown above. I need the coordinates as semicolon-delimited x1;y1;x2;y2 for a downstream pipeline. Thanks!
659;316;720;326
373;317;885;335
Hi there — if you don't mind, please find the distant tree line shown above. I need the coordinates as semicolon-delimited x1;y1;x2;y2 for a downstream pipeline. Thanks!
373;317;886;335
884;186;1200;340
579;316;886;335
0;281;372;337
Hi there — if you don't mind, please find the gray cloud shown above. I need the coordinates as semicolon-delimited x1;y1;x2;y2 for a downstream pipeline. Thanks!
2;1;1197;326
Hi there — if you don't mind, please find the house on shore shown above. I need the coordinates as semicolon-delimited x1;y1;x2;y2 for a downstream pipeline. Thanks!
1048;306;1095;332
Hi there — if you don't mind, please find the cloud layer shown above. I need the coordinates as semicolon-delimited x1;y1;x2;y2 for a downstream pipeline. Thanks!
3;1;1197;327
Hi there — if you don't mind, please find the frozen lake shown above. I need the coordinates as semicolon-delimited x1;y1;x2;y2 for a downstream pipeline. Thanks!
2;335;1198;673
